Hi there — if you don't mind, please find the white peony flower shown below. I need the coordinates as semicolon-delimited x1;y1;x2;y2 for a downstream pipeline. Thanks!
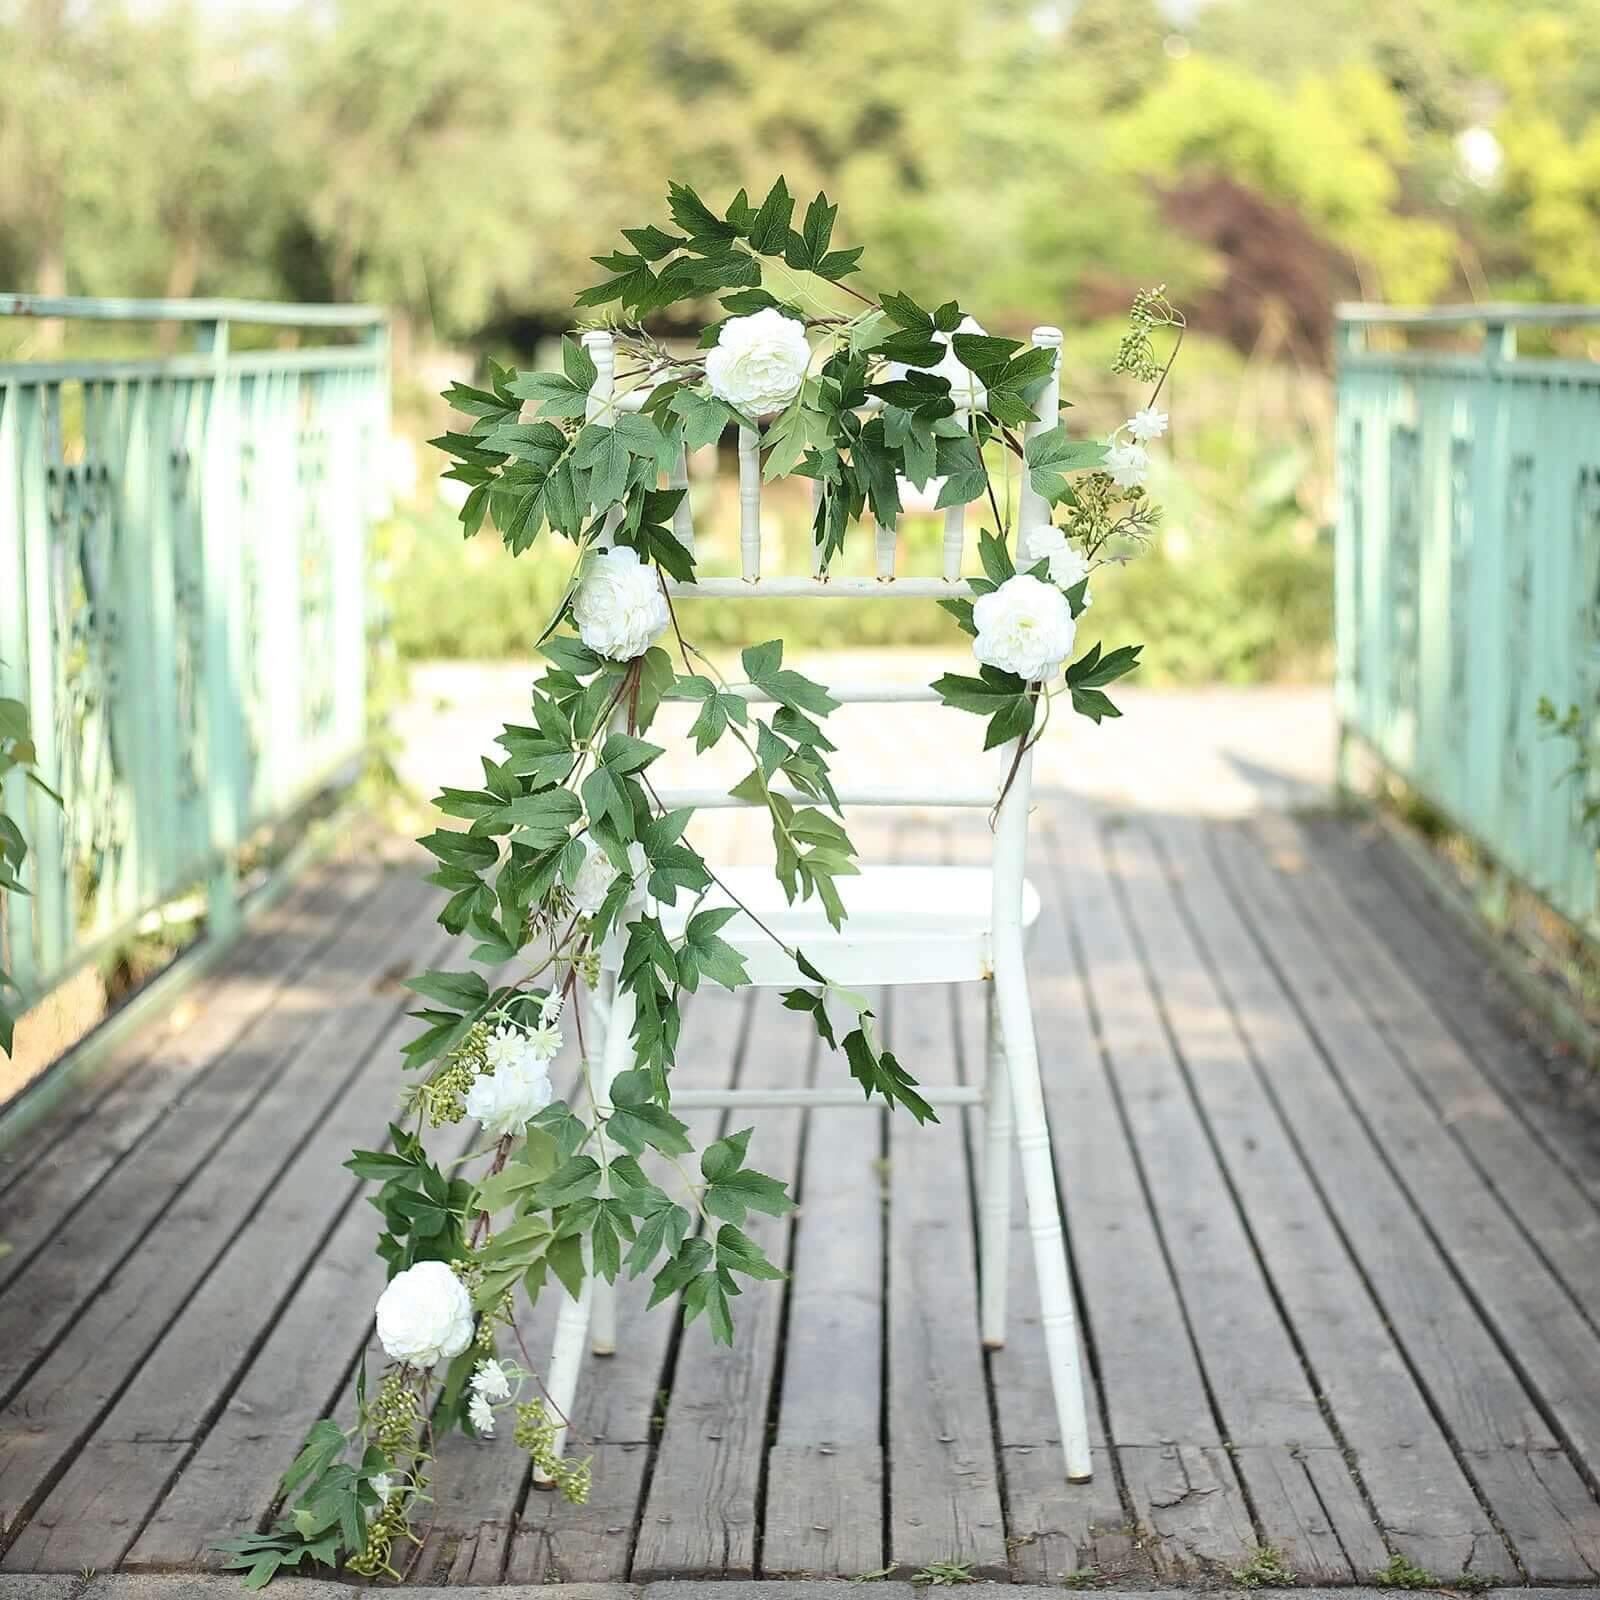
572;546;670;662
375;1261;475;1369
571;837;649;917
704;308;811;416
972;573;1077;682
464;1051;554;1136
371;1473;394;1504
1022;526;1092;601
472;1358;512;1401
1128;408;1168;442
1104;440;1150;490
468;1392;497;1436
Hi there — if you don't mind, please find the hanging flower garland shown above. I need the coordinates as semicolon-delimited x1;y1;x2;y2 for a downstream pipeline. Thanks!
219;179;1182;1588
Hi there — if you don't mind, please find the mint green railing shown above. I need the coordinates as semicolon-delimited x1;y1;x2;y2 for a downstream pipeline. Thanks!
0;295;388;1012
1336;303;1600;936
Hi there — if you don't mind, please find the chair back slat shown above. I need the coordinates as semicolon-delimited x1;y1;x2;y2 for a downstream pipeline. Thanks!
669;443;696;556
874;519;895;579
941;502;966;581
1016;325;1063;547
737;425;762;579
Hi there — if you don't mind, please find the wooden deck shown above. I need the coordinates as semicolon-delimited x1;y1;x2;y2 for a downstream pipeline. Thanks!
3;801;1600;1586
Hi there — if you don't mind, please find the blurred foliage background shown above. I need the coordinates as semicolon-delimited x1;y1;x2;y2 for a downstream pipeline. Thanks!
5;0;1598;682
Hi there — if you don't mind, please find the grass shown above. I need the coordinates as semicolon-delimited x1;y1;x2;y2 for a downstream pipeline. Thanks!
908;1559;979;1585
1372;1553;1441;1588
1231;1544;1297;1587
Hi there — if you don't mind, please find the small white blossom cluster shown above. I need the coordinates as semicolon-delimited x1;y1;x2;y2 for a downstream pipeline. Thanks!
572;546;670;662
1103;407;1167;491
705;307;811;416
467;1357;513;1436
572;836;649;917
1022;526;1093;603
466;1016;560;1137
375;1260;475;1369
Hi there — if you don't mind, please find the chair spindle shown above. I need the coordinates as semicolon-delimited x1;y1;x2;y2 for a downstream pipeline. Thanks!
738;425;761;580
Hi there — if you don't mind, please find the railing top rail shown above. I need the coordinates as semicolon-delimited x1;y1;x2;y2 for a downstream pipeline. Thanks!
1336;301;1600;330
0;293;387;329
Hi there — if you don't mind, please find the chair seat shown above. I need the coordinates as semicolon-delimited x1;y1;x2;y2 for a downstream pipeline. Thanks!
659;863;1041;987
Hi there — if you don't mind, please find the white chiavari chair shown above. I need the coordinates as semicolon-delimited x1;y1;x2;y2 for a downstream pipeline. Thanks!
536;325;1093;1486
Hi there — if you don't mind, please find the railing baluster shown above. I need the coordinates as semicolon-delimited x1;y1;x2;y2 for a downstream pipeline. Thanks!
0;296;387;1020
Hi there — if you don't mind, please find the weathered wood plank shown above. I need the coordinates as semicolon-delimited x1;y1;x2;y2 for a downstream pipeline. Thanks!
1124;815;1499;1580
1327;818;1600;1209
883;973;1006;1580
0;860;345;1204
1209;820;1600;1581
629;987;805;1580
943;942;1128;1587
1061;817;1360;1583
1292;817;1600;1329
1014;818;1253;1583
0;859;388;1294
503;989;745;1584
0;864;411;1408
761;1062;884;1579
0;871;437;1553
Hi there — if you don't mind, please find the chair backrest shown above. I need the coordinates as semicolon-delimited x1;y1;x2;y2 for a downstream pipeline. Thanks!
579;325;1066;914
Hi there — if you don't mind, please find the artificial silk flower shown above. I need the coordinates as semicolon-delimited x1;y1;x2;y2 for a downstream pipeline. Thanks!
972;573;1076;682
464;1052;554;1136
1128;408;1168;441
705;308;811;415
374;1261;475;1369
571;837;649;918
572;546;670;662
472;1358;512;1401
1104;439;1150;490
468;1392;497;1436
539;991;565;1026
1022;526;1093;600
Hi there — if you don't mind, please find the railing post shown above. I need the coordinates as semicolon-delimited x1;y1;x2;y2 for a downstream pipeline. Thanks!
196;317;242;938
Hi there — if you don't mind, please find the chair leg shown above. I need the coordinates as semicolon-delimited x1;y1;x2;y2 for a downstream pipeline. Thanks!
993;960;1094;1483
534;1274;592;1484
979;980;1013;1348
537;973;635;1480
587;969;618;1357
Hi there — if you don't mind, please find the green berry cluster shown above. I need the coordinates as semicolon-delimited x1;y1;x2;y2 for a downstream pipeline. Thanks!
512;1399;592;1504
1112;285;1177;384
371;1370;421;1456
417;1022;494;1126
347;1478;420;1579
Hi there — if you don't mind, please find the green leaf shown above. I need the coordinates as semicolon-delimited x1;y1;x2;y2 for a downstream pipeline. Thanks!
747;176;795;254
496;787;582;847
763;399;833;482
678;906;750;993
716;1222;787;1281
648;1234;714;1308
563;335;599;392
1024;426;1108;505
402;968;489;1012
530;1155;602;1208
